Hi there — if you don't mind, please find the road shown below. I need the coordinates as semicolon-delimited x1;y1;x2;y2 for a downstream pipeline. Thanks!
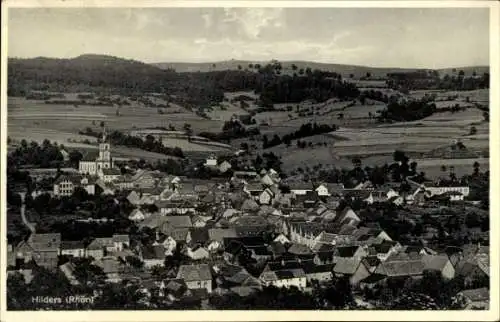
19;193;36;233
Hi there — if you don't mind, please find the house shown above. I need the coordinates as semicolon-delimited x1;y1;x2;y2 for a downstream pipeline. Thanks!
53;175;95;197
205;155;218;167
421;254;455;280
155;201;196;215
99;168;122;183
214;264;260;289
112;234;130;252
260;268;307;289
127;191;142;206
59;262;80;286
260;174;276;186
17;233;61;269
452;288;489;309
368;240;402;261
244;182;265;197
335;206;360;226
154;235;177;256
303;263;335;284
128;208;146;222
250;246;273;262
317;183;344;197
424;185;470;198
86;238;113;259
186;245;210;261
140;245;166;268
259;186;279;205
207;228;238;251
60;240;86;258
287;243;313;256
273;233;291;245
160;279;189;301
218;161;232;173
92;256;124;283
186;228;210;248
240;198;260;213
333;258;371;285
287;181;314;195
334;245;368;261
177;264;213;293
374;259;426;280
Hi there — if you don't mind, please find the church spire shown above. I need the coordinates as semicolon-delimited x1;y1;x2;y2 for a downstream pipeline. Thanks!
102;126;107;143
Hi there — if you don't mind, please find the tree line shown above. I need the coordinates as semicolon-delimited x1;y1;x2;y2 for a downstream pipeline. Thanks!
262;122;337;149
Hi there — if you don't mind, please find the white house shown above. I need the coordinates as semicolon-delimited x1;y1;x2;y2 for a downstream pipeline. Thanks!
99;168;122;183
205;155;218;167
53;175;95;197
128;209;146;222
425;185;470;197
260;268;307;289
218;161;232;173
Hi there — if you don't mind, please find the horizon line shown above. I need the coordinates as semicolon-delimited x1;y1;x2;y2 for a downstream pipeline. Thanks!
7;54;491;71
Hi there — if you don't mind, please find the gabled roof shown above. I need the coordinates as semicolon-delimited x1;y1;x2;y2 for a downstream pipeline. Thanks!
208;228;238;242
142;245;166;260
459;287;489;302
333;258;362;275
177;264;212;281
102;168;121;176
189;228;210;246
287;243;313;255
29;233;61;251
375;260;426;277
336;246;361;258
421;255;451;272
60;240;85;250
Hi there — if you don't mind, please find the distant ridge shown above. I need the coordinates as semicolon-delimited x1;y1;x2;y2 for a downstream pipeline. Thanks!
152;59;489;78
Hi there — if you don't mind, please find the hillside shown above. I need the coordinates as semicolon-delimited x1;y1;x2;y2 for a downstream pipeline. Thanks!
153;60;424;78
153;60;489;79
8;54;178;95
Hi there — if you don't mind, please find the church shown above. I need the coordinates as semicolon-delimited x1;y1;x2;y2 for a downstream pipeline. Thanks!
79;129;115;176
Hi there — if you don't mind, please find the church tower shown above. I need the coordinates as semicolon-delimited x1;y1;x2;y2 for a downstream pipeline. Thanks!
98;127;111;164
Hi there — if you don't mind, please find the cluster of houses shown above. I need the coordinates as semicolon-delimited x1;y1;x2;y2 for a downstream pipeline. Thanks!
9;137;487;308
7;181;489;308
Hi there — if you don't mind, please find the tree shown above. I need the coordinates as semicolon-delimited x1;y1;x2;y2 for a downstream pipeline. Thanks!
69;150;83;167
366;72;372;78
469;126;477;135
237;65;242;70
100;121;105;128
473;161;480;175
291;64;298;71
183;123;193;141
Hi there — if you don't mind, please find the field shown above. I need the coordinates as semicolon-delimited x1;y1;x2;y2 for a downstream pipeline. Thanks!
8;97;231;159
8;97;224;134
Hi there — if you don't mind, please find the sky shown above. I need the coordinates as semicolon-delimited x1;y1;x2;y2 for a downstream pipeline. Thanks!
7;7;490;68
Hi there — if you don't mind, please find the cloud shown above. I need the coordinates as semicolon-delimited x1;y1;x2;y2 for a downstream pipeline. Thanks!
223;8;285;40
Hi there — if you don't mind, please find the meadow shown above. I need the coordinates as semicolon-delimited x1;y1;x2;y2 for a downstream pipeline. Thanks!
7;97;229;160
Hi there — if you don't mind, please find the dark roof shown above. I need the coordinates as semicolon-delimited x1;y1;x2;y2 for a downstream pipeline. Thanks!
224;236;265;248
252;245;273;256
303;263;335;274
337;246;360;258
189;228;210;245
60;240;85;250
177;264;212;281
316;251;335;262
360;273;387;284
142;245;166;260
102;168;121;176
